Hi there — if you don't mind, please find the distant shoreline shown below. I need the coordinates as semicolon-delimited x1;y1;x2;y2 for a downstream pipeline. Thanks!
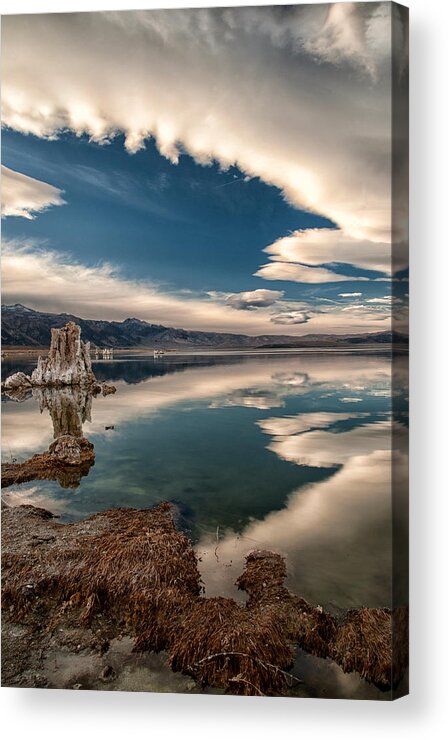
2;343;407;357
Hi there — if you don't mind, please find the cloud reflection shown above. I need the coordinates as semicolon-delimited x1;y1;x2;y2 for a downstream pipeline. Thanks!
2;353;392;459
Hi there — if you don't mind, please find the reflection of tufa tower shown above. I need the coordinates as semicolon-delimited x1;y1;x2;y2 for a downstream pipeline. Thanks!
34;386;93;439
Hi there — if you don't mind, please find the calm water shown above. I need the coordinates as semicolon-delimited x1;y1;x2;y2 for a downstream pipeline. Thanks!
1;350;408;699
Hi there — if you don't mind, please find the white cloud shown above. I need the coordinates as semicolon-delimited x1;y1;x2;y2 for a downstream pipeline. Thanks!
301;2;391;78
270;310;311;325
1;4;407;250
257;412;368;438
254;261;360;284
1;165;65;219
266;420;405;468
366;295;402;304
225;289;283;311
256;227;408;285
338;292;362;298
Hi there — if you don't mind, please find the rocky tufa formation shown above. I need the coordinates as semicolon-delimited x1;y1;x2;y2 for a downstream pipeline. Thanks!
2;371;33;393
34;386;93;440
31;322;97;387
2;322;116;396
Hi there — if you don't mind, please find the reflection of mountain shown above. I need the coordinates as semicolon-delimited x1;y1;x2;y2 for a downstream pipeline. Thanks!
2;354;247;385
2;303;407;349
91;356;246;384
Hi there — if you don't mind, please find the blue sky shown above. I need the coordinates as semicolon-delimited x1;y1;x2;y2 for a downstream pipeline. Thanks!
2;128;334;293
1;5;408;335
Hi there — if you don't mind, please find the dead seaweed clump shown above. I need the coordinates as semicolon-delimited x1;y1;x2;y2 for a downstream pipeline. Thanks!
1;503;408;696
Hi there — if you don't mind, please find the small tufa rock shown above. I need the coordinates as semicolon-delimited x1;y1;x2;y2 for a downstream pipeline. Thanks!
101;383;117;396
2;371;32;392
48;434;94;466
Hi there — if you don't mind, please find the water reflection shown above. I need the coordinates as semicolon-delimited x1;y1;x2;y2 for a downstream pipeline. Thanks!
1;350;408;698
2;351;407;610
34;386;93;439
2;385;96;492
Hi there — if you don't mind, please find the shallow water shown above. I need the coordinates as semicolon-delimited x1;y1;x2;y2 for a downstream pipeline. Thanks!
1;350;408;699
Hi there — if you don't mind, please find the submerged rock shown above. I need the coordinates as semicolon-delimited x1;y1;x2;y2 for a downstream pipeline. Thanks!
48;434;93;465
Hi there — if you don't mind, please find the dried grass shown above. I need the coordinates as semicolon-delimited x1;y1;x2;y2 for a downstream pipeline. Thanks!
1;504;407;695
331;608;392;687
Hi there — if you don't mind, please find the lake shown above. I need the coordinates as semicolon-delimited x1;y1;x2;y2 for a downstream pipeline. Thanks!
1;350;408;699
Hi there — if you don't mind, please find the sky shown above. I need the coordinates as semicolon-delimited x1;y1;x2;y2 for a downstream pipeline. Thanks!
1;3;408;336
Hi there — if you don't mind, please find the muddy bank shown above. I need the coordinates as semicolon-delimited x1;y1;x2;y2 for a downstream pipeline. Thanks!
1;503;407;696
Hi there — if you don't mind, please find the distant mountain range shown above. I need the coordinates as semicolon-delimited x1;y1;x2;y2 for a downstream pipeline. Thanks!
1;304;407;350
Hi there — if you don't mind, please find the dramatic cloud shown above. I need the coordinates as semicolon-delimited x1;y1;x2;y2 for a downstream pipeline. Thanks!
1;165;65;219
225;289;283;311
1;3;407;250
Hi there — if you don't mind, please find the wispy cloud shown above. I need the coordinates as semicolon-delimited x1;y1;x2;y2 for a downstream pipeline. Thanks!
2;240;393;336
254;261;363;284
256;228;408;284
1;165;65;219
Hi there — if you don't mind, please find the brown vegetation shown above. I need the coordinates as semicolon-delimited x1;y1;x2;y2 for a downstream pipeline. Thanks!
1;502;408;695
